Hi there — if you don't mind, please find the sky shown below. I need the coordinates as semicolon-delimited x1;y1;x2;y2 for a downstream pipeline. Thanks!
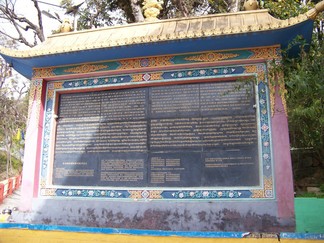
1;0;86;47
0;0;74;93
15;0;67;41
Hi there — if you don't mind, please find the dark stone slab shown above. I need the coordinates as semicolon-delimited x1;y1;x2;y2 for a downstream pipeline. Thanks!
53;81;259;188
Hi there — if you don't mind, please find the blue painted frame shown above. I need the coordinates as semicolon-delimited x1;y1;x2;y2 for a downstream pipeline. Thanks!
39;62;274;200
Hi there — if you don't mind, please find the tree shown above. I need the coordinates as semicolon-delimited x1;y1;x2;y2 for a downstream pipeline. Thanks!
0;36;27;179
0;78;28;178
291;47;323;155
0;54;11;89
60;0;145;29
263;0;324;187
160;0;213;18
65;0;242;30
74;0;129;29
0;0;46;47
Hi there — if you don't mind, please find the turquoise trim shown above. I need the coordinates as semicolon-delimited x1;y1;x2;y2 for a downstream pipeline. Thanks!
0;223;323;239
281;233;324;240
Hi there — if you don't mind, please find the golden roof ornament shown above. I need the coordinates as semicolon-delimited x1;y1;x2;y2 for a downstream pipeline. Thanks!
306;0;324;20
243;0;259;11
143;0;163;21
60;18;73;33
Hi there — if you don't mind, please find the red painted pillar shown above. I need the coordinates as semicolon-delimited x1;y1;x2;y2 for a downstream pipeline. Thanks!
20;80;45;211
272;86;295;221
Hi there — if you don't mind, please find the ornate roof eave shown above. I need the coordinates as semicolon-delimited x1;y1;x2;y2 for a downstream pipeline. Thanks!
0;9;315;58
0;0;323;79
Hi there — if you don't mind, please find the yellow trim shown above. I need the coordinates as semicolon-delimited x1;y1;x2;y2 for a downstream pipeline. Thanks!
0;229;319;243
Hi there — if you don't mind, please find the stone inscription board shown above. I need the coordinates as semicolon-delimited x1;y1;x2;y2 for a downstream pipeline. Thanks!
53;81;259;187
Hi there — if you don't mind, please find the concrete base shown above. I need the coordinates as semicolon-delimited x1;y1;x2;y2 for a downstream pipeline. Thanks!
13;198;295;232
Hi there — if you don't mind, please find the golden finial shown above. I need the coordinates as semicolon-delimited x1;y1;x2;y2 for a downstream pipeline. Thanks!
143;0;163;22
306;0;324;20
60;18;73;33
243;0;259;11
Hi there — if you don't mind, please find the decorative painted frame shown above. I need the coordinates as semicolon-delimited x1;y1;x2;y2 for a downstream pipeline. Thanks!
38;47;279;200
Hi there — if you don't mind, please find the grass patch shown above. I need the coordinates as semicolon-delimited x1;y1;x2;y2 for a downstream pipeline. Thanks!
295;191;324;198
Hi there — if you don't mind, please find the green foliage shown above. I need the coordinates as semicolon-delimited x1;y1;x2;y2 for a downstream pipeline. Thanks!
72;0;242;29
263;0;310;19
0;152;6;172
70;0;158;29
283;41;324;162
0;72;28;178
77;0;128;29
296;192;317;197
261;0;324;186
256;0;324;189
282;34;324;188
320;184;324;193
160;0;212;18
0;151;21;170
0;150;22;180
295;191;324;198
60;0;73;9
207;0;231;13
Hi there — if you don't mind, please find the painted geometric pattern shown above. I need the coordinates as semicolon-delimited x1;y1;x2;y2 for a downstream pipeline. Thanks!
27;80;43;127
64;64;109;73
60;66;245;88
40;62;274;200
33;46;280;78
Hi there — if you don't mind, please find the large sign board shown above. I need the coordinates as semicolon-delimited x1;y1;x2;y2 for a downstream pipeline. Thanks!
53;81;259;187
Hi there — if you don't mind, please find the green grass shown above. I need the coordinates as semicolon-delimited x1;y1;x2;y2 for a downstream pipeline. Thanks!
295;192;324;198
295;198;324;233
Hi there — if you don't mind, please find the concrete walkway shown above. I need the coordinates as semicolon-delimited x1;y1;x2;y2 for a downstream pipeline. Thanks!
0;188;21;213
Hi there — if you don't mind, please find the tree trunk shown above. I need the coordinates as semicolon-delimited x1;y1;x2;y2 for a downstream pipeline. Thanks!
4;127;12;178
130;0;144;22
6;150;9;179
5;136;10;179
227;0;242;12
174;0;190;17
9;144;13;174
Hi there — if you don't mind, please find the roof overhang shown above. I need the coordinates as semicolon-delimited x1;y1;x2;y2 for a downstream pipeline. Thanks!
1;5;323;79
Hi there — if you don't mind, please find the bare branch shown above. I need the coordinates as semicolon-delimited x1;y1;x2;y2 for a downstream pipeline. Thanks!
175;0;189;17
130;0;144;22
31;0;45;42
0;29;21;43
0;0;45;47
10;17;35;47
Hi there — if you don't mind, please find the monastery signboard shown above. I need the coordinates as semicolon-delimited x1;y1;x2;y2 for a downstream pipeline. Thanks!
41;56;274;203
1;1;323;231
52;81;259;188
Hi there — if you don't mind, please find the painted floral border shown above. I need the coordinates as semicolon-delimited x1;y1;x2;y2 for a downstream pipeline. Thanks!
40;62;274;200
